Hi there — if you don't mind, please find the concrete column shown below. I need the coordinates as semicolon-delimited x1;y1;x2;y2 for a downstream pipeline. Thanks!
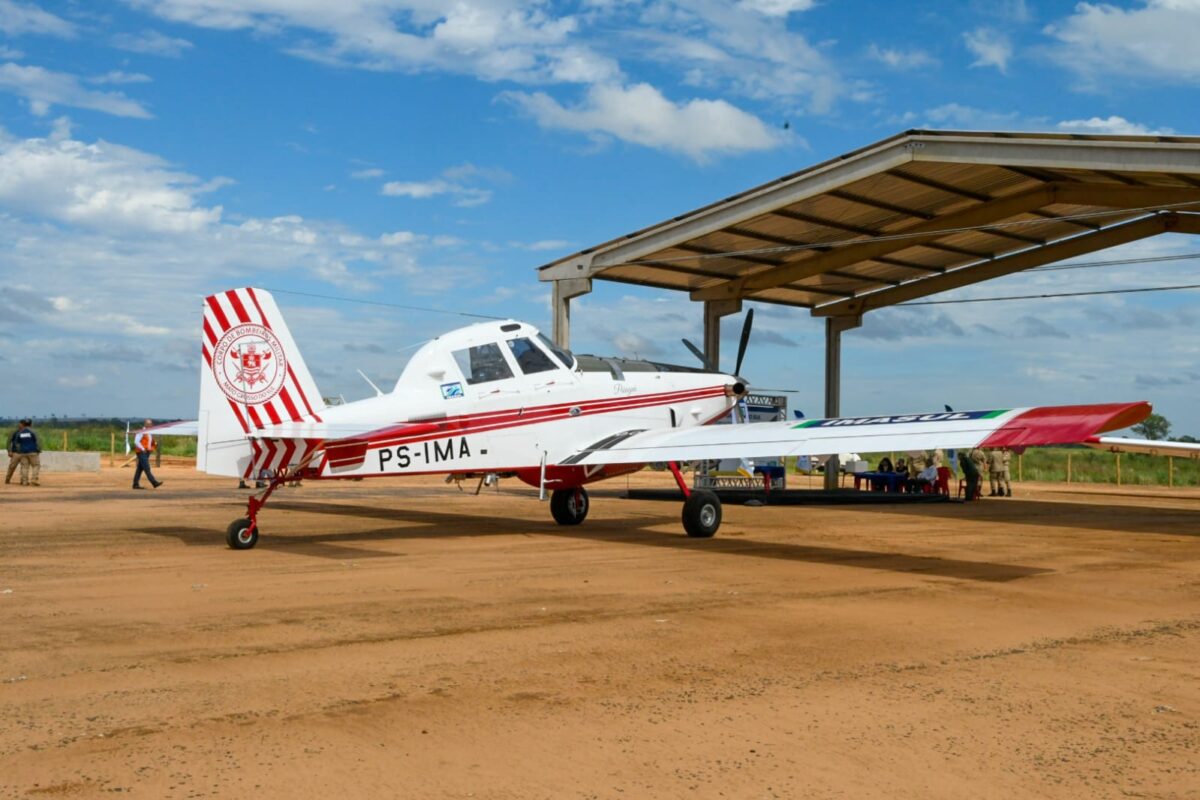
703;299;742;371
823;314;862;491
550;278;592;348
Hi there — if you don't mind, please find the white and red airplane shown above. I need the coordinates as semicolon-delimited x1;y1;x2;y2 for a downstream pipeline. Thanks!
164;287;1194;549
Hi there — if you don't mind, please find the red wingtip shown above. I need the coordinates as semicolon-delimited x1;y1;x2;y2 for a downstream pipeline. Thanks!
981;402;1152;448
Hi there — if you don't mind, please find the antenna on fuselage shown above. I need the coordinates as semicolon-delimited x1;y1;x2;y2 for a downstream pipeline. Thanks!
357;369;384;397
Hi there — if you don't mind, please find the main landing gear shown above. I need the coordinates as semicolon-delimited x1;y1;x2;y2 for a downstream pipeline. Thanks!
550;487;589;525
548;462;724;538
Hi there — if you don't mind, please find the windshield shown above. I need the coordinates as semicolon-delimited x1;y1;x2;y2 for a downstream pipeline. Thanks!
536;332;575;370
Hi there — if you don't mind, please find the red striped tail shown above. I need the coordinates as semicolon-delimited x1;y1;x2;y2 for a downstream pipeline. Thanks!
197;287;326;477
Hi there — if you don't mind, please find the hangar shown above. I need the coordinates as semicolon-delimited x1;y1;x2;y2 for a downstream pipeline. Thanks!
537;129;1200;485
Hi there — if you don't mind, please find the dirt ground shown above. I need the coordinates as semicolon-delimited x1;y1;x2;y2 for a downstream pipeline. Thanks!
1;466;1198;799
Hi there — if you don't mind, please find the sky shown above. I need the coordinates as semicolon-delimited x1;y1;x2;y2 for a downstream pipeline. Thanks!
0;0;1198;436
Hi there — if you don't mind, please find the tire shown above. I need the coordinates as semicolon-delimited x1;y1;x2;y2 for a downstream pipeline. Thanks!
550;487;589;526
682;490;722;538
226;517;259;550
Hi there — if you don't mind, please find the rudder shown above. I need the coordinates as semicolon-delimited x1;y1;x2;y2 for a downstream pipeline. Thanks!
198;287;325;476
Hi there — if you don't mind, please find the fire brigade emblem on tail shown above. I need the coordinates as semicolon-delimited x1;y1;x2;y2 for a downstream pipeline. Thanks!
213;323;287;405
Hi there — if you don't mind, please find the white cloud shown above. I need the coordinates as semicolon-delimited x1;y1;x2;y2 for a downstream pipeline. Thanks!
898;102;1028;130
737;0;816;15
0;130;220;232
505;82;781;161
0;0;77;38
128;0;594;83
512;239;571;252
963;27;1012;72
350;167;384;179
380;162;506;206
866;44;938;71
1045;0;1200;82
0;46;25;59
122;0;848;134
87;70;153;85
111;29;195;58
0;63;152;118
56;374;98;388
379;230;418;246
1056;116;1171;135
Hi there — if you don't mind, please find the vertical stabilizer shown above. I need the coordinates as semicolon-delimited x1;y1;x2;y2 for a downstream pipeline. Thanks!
198;287;325;477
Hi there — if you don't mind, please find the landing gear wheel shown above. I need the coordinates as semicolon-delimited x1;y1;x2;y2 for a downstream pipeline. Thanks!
682;490;722;538
550;487;589;526
226;517;258;550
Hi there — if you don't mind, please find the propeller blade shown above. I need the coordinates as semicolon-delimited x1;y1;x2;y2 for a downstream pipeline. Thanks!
733;308;754;377
682;338;717;371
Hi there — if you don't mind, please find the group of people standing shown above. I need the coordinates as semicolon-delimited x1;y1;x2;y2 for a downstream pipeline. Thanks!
874;446;1014;501
959;447;1013;500
5;419;41;486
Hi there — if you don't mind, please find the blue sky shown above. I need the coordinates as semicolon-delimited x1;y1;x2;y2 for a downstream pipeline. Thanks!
1;0;1198;435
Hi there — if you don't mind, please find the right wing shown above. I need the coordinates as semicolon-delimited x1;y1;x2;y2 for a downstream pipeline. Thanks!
1084;436;1200;459
563;402;1151;465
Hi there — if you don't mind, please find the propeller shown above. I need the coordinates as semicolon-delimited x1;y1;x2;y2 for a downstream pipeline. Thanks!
733;308;753;377
680;308;755;377
681;338;717;372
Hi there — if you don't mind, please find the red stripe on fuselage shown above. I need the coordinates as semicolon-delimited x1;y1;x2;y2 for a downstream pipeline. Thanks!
361;385;729;450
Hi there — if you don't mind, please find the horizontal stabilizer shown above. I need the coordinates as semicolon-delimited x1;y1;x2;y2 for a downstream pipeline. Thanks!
1084;436;1200;460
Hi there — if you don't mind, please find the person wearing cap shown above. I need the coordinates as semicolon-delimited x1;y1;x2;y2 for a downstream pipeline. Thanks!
132;419;163;490
7;419;41;486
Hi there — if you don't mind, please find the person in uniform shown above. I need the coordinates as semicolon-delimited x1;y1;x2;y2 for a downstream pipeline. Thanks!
8;419;41;486
5;421;23;484
995;447;1013;497
959;447;982;501
968;447;988;498
132;419;163;490
987;448;1010;496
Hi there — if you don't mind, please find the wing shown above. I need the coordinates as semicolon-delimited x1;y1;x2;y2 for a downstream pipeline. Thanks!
563;402;1151;466
138;420;200;437
1084;436;1200;459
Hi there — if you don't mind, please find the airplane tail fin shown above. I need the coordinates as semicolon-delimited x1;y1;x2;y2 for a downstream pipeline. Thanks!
198;287;326;477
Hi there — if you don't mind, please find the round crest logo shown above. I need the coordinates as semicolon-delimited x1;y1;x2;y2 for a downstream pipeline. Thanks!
212;323;286;405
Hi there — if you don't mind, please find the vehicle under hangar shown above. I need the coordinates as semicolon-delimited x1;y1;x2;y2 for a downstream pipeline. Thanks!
537;129;1200;487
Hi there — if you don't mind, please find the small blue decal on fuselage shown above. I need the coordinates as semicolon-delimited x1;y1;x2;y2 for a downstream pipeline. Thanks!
441;382;464;399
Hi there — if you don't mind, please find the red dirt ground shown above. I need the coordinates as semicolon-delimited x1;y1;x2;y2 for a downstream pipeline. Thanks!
2;467;1198;799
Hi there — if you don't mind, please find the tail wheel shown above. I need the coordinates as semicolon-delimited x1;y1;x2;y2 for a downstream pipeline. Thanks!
226;517;259;550
682;490;722;538
550;487;589;526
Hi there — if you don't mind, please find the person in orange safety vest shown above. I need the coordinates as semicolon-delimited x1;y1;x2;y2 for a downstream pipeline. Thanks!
132;418;163;490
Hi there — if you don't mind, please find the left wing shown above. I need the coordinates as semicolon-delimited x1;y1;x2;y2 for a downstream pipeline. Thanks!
564;402;1150;466
1084;436;1200;459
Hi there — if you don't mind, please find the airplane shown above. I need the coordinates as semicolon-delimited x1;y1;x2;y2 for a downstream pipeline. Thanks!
158;287;1199;550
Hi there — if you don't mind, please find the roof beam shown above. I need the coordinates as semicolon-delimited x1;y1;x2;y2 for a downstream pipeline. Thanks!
812;213;1197;317
690;183;1200;302
885;170;1045;246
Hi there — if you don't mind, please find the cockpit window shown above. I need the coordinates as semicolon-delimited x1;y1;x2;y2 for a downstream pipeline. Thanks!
536;332;575;370
452;343;514;385
505;337;558;375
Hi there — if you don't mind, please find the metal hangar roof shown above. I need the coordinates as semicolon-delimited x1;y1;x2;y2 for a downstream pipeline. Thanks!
537;130;1200;318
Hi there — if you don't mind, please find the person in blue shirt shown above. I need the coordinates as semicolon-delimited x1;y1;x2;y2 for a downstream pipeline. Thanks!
7;419;41;486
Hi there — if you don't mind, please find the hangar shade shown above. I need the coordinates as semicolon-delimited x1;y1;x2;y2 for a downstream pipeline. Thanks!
538;130;1200;319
